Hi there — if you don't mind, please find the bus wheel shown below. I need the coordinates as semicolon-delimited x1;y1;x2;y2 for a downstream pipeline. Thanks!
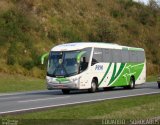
88;79;97;93
158;83;160;89
62;89;70;94
128;77;135;89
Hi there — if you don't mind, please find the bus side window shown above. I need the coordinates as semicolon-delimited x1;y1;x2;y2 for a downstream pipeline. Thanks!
122;50;129;63
129;51;138;63
92;48;103;66
112;49;122;63
80;57;88;71
79;47;92;72
102;49;112;62
137;51;145;63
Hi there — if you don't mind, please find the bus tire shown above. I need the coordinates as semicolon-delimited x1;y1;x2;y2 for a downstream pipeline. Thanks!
124;77;135;89
128;77;135;89
62;89;70;94
88;79;97;93
158;83;160;89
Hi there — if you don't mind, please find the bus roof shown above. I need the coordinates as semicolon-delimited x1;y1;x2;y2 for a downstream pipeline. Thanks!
51;42;144;51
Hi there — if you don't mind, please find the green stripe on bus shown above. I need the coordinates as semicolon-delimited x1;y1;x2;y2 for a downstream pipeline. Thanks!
98;63;112;85
108;63;126;85
56;78;70;83
110;63;144;87
129;48;144;51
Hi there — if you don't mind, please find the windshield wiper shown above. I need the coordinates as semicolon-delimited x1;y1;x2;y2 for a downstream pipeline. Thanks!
47;72;55;77
66;72;78;77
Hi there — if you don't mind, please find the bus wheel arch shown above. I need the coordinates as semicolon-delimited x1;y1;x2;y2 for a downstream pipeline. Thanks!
88;77;98;93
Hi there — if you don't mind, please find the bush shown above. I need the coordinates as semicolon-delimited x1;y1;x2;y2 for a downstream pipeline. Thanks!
88;18;118;42
147;62;159;75
110;9;124;18
1;0;160;78
7;42;18;65
7;55;16;65
48;28;58;41
31;67;45;78
23;61;35;70
61;27;82;42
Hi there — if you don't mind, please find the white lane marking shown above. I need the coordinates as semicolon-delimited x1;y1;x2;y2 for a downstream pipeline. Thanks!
0;90;60;97
0;91;159;115
18;96;70;103
0;97;21;100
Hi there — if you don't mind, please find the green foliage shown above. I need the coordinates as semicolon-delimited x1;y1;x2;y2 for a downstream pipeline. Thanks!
23;61;35;70
7;54;16;65
138;8;156;26
110;9;124;18
0;0;160;77
62;28;82;42
0;73;45;93
0;9;30;41
7;42;20;65
48;28;58;41
88;18;118;42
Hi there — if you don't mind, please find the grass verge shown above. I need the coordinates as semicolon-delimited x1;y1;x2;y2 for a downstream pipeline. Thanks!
147;75;157;82
1;94;160;125
0;73;45;93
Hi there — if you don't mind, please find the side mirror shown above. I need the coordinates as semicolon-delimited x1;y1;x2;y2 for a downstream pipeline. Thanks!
41;52;49;64
76;51;86;63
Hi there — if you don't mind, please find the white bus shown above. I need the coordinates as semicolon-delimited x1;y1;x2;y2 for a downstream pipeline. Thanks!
44;42;146;94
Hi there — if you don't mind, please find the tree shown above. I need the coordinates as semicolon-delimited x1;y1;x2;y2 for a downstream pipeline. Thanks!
149;0;160;10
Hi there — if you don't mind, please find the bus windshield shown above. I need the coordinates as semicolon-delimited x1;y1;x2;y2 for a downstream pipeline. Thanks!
47;48;92;77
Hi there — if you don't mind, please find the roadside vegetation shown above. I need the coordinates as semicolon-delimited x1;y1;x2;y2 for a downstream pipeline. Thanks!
0;73;45;93
0;0;160;78
2;94;160;125
147;75;158;82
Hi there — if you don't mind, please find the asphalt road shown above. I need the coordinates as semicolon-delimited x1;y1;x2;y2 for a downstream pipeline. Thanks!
0;82;159;115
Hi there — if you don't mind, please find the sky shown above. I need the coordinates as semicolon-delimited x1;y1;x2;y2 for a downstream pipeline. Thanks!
134;0;160;5
134;0;149;4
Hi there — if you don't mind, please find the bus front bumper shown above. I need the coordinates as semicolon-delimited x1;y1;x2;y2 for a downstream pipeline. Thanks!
47;82;79;90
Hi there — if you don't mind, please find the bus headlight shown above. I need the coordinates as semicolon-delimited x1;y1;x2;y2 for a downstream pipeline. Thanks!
72;76;81;84
46;78;52;83
72;78;79;84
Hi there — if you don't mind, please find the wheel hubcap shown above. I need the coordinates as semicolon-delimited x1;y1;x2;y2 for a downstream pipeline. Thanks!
130;80;134;88
92;82;96;91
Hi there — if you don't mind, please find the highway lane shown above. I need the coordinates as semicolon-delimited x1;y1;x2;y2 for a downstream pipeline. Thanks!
0;82;159;115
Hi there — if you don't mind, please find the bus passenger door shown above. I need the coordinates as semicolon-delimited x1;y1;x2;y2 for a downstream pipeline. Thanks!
77;48;92;89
